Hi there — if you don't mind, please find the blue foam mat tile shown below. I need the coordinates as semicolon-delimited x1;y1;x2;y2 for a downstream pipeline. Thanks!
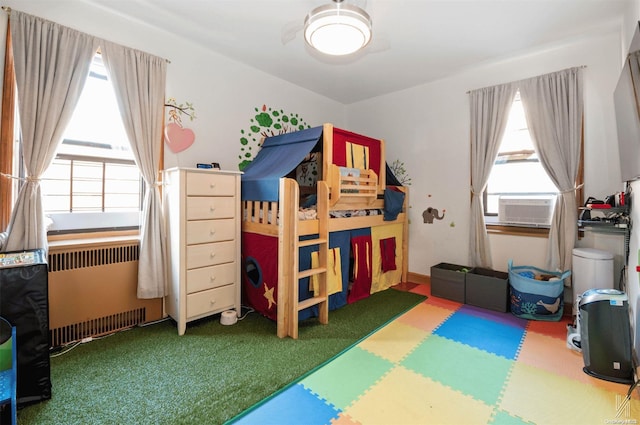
459;304;527;329
231;384;340;425
434;310;526;360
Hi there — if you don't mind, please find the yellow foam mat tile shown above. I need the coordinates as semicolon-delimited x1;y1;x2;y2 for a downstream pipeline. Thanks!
357;320;429;363
396;302;454;333
518;330;637;396
500;362;640;424
344;365;494;425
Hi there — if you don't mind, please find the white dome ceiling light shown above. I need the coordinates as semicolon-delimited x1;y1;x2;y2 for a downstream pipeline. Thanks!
304;0;372;56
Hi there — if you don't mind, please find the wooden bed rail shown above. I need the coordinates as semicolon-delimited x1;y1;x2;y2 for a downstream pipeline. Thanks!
241;199;279;236
328;163;378;209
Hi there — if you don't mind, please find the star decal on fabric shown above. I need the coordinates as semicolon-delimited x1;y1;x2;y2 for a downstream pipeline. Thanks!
263;282;276;309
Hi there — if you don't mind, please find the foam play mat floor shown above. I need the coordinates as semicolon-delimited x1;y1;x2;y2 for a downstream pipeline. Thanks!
229;284;640;424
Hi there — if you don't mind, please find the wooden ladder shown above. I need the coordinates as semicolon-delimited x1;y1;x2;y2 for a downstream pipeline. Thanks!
277;178;329;339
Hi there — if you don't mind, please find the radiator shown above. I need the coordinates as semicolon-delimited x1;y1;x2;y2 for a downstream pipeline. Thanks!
48;239;163;348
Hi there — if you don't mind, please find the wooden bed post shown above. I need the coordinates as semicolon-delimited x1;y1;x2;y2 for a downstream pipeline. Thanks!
322;123;334;191
278;178;330;339
401;186;409;283
277;178;295;338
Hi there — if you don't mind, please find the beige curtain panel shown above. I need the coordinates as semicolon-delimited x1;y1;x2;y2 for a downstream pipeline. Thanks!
468;83;517;268
4;10;99;251
4;10;168;299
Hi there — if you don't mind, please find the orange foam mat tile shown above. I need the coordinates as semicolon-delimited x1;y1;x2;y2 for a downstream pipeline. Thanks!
517;329;637;396
408;283;430;297
500;362;640;424
396;302;455;333
526;316;574;340
424;295;463;311
331;412;360;425
343;365;494;425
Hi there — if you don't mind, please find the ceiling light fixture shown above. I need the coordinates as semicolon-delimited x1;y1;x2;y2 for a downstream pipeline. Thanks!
304;0;372;56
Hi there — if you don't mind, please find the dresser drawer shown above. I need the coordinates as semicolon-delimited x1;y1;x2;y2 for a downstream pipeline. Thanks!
187;172;237;196
187;284;235;318
187;196;235;220
186;219;235;244
186;262;237;294
186;240;236;269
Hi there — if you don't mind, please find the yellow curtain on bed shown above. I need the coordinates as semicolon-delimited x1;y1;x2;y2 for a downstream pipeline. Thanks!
310;248;343;297
370;223;404;293
346;142;369;170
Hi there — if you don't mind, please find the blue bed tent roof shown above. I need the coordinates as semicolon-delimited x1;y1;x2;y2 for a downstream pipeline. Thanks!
241;126;323;201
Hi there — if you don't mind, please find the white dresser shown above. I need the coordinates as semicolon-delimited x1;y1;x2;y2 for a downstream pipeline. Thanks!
163;167;242;335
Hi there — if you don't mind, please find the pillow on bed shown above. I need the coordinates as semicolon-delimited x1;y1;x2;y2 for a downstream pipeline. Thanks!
383;187;405;221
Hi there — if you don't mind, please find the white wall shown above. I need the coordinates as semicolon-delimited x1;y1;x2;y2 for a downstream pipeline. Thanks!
346;25;625;289
0;0;346;172
620;0;640;366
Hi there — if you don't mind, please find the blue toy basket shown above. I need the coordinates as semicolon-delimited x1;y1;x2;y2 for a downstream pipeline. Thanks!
508;260;571;321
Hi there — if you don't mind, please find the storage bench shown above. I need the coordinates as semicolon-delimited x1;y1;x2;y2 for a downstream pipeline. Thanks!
465;267;509;312
430;263;470;303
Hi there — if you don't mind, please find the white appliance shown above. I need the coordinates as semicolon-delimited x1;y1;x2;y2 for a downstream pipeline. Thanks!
572;248;614;299
498;196;555;226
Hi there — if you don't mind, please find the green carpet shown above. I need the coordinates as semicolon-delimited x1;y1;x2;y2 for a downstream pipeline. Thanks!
18;288;425;425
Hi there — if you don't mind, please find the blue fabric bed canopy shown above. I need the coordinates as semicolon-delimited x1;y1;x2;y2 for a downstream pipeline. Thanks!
241;126;323;201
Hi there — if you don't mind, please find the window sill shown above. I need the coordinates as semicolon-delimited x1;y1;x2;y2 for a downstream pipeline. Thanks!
48;229;140;250
485;216;550;238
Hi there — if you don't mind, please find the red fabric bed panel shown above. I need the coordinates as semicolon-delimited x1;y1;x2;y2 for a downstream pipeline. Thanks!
332;127;382;177
242;232;279;321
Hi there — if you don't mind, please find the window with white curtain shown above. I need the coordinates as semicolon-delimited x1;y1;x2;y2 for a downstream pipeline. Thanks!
35;53;143;232
484;91;558;222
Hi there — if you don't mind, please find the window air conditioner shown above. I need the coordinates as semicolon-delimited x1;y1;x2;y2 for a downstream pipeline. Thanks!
498;196;555;226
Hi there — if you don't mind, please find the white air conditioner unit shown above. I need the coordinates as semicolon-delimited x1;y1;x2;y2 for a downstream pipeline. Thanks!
498;196;555;226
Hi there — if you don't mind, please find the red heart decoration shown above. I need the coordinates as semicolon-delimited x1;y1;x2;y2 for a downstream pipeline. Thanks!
164;122;195;153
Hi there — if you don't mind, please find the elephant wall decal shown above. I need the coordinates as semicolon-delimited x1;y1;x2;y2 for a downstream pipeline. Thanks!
422;207;445;224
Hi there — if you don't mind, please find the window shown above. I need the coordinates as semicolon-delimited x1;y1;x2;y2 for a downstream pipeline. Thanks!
36;54;143;233
484;91;558;226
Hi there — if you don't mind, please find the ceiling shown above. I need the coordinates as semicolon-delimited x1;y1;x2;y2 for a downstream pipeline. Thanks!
84;0;630;104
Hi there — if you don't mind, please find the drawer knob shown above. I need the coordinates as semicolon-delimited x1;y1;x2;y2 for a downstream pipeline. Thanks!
210;183;216;188
210;229;216;236
210;252;216;258
210;206;216;212
210;299;216;305
210;276;216;282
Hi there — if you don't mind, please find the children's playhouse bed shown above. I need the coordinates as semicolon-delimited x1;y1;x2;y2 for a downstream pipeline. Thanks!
241;123;409;338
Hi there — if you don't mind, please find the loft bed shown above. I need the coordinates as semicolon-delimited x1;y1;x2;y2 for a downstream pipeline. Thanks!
241;123;409;338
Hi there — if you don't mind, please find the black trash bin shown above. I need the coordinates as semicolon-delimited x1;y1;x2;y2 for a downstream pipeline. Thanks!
0;249;51;406
579;288;634;384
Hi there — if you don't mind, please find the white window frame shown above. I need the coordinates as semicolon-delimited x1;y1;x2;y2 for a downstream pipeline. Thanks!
484;91;559;227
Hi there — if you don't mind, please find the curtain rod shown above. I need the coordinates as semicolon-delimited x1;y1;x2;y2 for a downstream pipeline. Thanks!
1;6;171;63
466;65;587;94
